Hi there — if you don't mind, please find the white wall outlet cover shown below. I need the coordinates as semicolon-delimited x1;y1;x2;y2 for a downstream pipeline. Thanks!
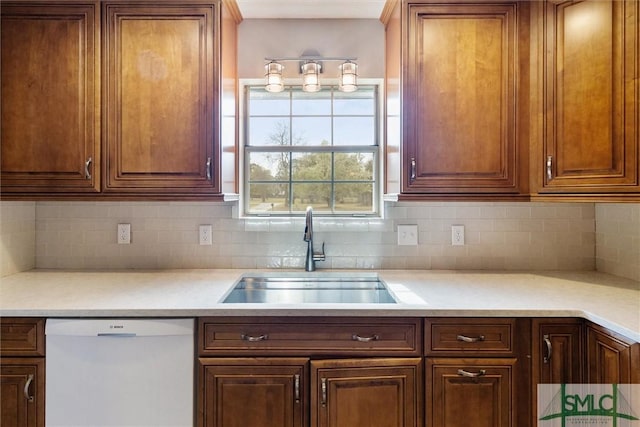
199;225;213;245
451;225;465;246
117;223;131;245
397;224;418;246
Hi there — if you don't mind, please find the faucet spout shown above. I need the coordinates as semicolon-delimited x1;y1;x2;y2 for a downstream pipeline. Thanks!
303;206;325;271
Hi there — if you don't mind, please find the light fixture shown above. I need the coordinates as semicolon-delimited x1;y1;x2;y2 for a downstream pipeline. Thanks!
301;61;321;93
264;61;284;93
338;61;358;92
264;54;358;93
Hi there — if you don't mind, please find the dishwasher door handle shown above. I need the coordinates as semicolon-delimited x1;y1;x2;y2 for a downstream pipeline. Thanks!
97;333;137;337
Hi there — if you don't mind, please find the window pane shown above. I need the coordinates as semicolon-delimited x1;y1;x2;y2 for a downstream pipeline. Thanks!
248;88;290;116
248;118;290;146
292;153;331;181
334;117;375;146
292;117;331;145
292;183;332;212
334;153;374;181
334;89;375;115
248;183;290;213
248;151;290;181
335;183;374;212
292;89;331;115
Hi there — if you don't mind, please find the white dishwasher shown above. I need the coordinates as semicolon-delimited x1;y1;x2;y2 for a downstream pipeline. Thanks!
46;318;194;427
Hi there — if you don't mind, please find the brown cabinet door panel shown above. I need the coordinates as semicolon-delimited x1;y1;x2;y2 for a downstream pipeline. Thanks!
0;358;45;427
586;323;639;384
198;358;308;427
104;3;218;193
311;358;422;427
542;0;639;192
427;358;516;427
403;2;526;194
1;3;100;193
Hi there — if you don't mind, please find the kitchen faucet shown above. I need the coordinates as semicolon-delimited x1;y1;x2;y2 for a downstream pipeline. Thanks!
303;206;325;272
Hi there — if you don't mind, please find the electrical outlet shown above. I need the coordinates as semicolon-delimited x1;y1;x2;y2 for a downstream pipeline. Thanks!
397;224;418;246
451;225;465;246
199;225;213;245
117;223;131;244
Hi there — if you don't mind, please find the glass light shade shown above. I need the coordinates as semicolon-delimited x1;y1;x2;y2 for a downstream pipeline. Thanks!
302;61;321;93
339;61;358;92
265;62;284;92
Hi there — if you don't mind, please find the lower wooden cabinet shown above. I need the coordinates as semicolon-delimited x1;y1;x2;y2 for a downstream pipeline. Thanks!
0;318;45;427
198;357;422;427
311;358;422;427
426;358;517;427
586;322;640;384
199;358;308;427
0;358;45;427
531;319;584;427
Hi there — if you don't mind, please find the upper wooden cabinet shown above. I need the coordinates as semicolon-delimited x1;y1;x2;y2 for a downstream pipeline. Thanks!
1;0;239;200
1;2;101;194
532;0;639;200
103;2;219;195
385;0;531;198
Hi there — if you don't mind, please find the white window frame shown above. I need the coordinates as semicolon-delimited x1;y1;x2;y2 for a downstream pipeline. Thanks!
239;78;384;219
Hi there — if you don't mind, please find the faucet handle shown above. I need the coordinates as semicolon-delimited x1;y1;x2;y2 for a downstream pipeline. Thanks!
313;242;326;261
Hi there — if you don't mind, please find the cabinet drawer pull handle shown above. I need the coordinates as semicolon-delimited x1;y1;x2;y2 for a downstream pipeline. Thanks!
241;333;268;342
206;157;212;181
85;157;92;180
457;369;486;378
24;374;34;402
546;155;553;181
457;334;485;343
410;158;416;183
543;335;553;363
321;378;327;407
352;334;379;342
294;374;300;403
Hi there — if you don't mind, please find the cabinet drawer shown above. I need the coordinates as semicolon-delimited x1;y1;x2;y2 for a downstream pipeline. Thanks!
0;318;45;356
426;318;515;356
199;317;422;357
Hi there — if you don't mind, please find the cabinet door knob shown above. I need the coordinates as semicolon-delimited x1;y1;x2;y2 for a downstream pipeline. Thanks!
23;374;34;402
85;157;92;180
457;334;485;343
352;334;379;342
240;333;268;342
457;369;486;378
546;155;553;181
206;157;212;181
410;157;416;183
294;374;300;403
321;378;327;407
543;334;553;363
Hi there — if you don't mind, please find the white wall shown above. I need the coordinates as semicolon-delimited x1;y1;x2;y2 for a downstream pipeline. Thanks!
595;203;640;281
238;19;385;79
0;201;35;277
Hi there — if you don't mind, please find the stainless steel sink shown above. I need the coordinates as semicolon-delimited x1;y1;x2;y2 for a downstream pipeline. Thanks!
221;273;397;304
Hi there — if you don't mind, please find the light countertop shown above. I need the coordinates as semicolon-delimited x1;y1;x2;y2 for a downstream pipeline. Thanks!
1;269;639;342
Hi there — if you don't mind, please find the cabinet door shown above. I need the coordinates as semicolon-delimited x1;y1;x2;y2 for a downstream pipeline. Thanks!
1;3;100;194
403;2;528;195
426;358;517;427
532;319;583;384
199;358;308;427
586;323;640;384
0;358;45;427
311;358;422;427
103;3;219;194
541;0;639;194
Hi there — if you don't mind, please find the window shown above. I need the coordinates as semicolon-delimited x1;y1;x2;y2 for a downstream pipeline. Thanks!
243;85;379;216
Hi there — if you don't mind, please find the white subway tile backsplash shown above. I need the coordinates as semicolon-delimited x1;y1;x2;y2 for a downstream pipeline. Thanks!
0;200;632;280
